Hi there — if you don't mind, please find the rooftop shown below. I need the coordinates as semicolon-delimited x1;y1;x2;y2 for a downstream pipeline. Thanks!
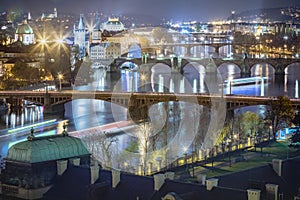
6;133;90;163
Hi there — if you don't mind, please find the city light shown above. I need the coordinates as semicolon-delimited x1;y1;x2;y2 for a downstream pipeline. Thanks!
7;119;57;133
58;73;63;91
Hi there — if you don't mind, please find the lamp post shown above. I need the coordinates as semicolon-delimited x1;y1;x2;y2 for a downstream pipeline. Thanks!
58;73;63;91
228;76;233;95
283;35;288;58
140;73;147;92
269;126;272;141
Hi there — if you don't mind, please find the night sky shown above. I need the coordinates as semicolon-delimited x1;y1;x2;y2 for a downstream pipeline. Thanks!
1;0;300;21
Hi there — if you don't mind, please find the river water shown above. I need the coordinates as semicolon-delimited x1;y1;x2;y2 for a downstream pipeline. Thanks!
1;56;300;161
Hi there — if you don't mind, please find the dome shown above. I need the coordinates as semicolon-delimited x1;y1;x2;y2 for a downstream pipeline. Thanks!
106;21;122;26
6;134;90;163
16;19;33;34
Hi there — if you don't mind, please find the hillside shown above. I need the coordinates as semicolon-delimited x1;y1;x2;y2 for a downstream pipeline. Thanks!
230;5;300;23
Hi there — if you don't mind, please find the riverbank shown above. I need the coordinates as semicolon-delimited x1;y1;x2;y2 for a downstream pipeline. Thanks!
172;140;300;182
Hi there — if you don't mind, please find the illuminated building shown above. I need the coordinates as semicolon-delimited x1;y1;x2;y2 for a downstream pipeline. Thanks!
14;19;35;45
41;8;58;20
73;14;88;59
106;42;121;59
90;12;102;44
90;42;109;60
102;17;125;32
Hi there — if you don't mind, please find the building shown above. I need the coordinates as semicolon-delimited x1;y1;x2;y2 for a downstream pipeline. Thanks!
43;157;300;199
0;42;45;79
41;8;58;21
14;19;35;45
105;42;121;59
73;14;88;59
90;42;109;60
102;17;125;32
90;12;102;44
0;127;90;200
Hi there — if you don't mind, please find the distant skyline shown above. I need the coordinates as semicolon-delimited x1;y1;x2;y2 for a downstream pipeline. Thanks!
2;0;300;22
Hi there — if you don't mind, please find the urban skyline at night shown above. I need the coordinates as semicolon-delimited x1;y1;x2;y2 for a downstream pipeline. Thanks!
1;0;300;199
1;0;300;22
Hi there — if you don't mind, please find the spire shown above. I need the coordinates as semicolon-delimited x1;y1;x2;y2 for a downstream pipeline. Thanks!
78;14;85;30
95;12;100;30
28;12;31;21
54;8;57;18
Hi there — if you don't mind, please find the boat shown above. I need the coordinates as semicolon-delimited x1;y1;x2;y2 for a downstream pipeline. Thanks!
224;77;268;87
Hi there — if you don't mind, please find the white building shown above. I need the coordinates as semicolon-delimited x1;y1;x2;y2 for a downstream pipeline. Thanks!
90;43;109;60
102;18;125;32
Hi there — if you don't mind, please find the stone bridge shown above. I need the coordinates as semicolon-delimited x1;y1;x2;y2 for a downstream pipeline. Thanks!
152;42;253;57
1;91;300;121
113;56;300;76
111;57;174;72
181;57;300;75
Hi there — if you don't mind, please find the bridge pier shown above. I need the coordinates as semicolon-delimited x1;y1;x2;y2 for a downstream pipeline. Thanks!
240;63;251;76
274;64;285;75
6;97;23;109
43;93;65;116
214;46;220;55
44;104;65;116
128;105;149;122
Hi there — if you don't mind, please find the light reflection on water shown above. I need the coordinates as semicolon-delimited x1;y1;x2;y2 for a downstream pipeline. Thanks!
1;62;300;158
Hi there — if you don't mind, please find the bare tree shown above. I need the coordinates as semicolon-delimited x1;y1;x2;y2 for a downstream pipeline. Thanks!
81;132;117;169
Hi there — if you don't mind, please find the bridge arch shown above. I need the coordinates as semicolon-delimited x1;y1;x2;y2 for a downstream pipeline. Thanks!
114;58;142;70
151;63;172;92
285;62;300;73
217;62;241;78
182;62;206;93
250;63;275;76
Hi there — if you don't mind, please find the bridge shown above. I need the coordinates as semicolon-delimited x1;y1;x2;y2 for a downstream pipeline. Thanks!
1;91;300;120
151;42;235;56
113;56;300;75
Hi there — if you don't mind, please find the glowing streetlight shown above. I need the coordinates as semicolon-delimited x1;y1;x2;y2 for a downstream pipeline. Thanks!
40;38;47;45
58;73;63;91
140;74;147;91
56;38;64;44
140;74;146;81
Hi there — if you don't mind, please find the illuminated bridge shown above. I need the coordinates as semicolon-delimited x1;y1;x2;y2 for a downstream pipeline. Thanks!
1;91;300;120
113;56;300;75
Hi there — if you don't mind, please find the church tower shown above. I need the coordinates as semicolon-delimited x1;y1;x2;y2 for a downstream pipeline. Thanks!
90;12;102;44
54;8;58;18
74;14;87;59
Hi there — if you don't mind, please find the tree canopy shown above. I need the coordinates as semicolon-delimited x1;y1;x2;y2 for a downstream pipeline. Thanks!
241;111;264;137
267;96;295;140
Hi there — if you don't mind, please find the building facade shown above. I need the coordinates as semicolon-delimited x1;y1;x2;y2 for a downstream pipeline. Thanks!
14;19;35;45
0;128;90;200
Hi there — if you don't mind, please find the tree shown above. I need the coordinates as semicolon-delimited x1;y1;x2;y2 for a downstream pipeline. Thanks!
289;132;300;149
81;131;117;169
136;122;153;175
242;111;264;137
267;96;295;140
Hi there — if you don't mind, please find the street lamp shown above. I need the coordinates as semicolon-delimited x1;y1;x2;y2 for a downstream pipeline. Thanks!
58;73;63;91
269;126;272;141
228;76;233;95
